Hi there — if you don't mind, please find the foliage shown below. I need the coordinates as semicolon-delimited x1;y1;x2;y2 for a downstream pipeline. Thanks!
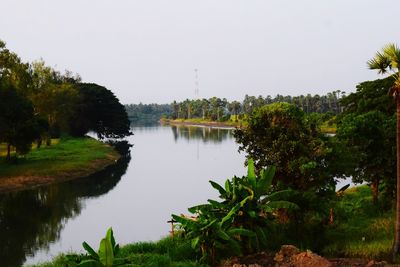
0;39;130;163
164;91;344;125
125;103;172;125
69;83;132;139
337;111;395;202
0;82;46;159
67;227;127;267
338;55;398;203
28;236;204;267
234;102;341;192
323;186;394;260
173;159;297;264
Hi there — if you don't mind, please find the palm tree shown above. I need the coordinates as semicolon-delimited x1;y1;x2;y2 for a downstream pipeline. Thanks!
368;43;400;260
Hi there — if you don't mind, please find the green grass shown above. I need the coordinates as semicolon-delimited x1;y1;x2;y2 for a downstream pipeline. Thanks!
323;185;394;260
0;137;118;178
27;236;206;267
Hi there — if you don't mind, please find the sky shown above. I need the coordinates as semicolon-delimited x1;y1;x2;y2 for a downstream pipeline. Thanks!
1;0;399;104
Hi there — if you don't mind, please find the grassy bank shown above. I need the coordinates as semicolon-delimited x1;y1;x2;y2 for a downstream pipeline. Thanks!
324;185;393;260
28;236;204;267
0;137;120;192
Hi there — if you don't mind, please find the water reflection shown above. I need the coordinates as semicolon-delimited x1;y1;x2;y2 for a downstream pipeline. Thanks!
170;125;233;143
0;142;131;267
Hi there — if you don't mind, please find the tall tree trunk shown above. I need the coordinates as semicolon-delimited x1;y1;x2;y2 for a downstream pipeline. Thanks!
393;96;400;260
371;178;379;204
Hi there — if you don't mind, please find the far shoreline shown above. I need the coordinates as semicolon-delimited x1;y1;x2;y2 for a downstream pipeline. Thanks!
160;118;239;129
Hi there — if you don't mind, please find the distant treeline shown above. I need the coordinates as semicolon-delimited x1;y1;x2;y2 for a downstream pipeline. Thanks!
125;91;345;123
125;103;172;125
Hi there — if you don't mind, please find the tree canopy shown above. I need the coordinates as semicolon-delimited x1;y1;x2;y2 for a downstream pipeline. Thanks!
234;102;340;192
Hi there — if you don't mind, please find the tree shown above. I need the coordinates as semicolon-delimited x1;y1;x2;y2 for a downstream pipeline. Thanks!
69;83;131;139
367;43;400;259
234;102;338;192
30;60;80;142
338;76;396;203
337;111;395;203
0;83;44;160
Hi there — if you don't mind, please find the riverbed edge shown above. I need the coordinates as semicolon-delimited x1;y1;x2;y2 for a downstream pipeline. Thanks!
0;140;121;193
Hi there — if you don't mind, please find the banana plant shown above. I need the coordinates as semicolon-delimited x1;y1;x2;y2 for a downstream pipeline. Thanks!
76;227;126;267
173;159;299;262
172;206;255;265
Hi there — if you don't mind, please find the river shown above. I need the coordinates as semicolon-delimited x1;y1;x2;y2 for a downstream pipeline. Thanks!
0;124;352;266
1;125;246;266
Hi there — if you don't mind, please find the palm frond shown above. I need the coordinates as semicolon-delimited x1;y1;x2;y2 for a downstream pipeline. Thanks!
383;43;400;69
367;51;391;74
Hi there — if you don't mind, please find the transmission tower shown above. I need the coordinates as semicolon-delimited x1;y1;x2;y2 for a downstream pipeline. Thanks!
194;68;199;99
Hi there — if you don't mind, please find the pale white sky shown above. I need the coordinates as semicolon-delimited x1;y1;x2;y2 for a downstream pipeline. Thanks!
1;0;399;104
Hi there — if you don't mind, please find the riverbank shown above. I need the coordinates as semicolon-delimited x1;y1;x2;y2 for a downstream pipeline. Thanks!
160;118;242;129
0;137;120;193
160;118;337;133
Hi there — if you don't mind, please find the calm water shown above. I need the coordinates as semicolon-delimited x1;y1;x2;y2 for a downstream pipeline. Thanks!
0;125;247;266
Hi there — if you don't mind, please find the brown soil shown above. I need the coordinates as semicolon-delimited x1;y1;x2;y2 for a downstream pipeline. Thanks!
221;245;399;267
0;153;120;193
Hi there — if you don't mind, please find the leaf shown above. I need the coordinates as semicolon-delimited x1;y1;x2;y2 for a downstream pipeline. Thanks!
207;199;224;208
105;228;116;249
225;179;232;195
191;237;200;249
114;244;120;257
200;219;217;231
337;184;350;193
98;238;114;267
228;228;256;237
263;189;294;202
82;242;99;260
217;230;231;240
209;180;226;196
257;166;276;196
221;203;241;227
255;226;267;246
188;204;210;214
247;158;256;189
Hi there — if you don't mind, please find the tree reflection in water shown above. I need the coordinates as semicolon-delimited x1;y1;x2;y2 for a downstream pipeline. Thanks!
170;125;233;143
0;141;132;267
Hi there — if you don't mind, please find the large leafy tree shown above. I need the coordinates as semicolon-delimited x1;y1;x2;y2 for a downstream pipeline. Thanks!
338;76;396;203
0;83;45;160
337;111;395;203
367;43;400;259
69;83;131;139
234;102;340;192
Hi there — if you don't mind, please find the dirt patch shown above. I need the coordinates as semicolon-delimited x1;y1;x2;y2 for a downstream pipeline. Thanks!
221;245;396;267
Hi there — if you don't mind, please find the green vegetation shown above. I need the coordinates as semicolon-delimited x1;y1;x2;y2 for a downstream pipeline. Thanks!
0;137;118;180
324;186;394;260
28;236;204;267
173;159;297;264
0;39;131;161
125;103;172;125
